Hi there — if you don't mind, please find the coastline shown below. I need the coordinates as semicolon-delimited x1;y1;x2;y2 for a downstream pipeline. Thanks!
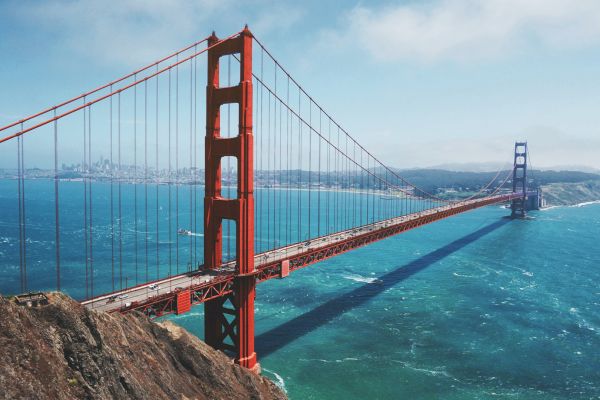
540;180;600;207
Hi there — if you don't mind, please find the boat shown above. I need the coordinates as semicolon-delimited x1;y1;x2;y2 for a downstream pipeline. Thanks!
178;228;192;236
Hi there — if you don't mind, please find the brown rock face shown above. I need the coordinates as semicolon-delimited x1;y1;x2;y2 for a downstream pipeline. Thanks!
0;293;287;400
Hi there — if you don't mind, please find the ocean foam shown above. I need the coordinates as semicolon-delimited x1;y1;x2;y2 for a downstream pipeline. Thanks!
391;360;457;380
262;368;287;393
452;271;489;278
343;274;380;284
571;200;600;208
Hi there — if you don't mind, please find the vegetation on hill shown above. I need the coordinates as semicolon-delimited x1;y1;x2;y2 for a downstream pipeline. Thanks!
541;180;600;206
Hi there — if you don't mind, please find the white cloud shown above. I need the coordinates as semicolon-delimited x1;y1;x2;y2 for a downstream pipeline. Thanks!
335;0;600;62
23;0;230;67
20;0;305;68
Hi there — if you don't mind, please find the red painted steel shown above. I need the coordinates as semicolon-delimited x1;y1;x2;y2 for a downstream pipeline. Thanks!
204;27;257;371
112;193;520;320
280;260;290;278
176;290;191;314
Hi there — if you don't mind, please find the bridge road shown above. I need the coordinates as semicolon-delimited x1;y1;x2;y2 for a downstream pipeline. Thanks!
82;195;517;314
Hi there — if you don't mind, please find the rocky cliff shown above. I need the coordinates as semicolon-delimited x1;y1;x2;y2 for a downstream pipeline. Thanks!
0;293;286;400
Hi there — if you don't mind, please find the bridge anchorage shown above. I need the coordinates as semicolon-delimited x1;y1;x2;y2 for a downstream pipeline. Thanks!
0;25;541;373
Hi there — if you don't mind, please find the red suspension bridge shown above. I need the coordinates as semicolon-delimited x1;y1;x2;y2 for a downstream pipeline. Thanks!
0;26;538;372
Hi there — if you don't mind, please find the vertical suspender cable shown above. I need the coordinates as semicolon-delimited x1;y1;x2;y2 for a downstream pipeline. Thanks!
273;67;278;248
297;88;301;242
17;136;23;292
273;65;278;248
83;98;89;299
352;141;356;227
189;58;193;269
144;80;149;282
17;131;27;292
21;131;27;292
327;118;331;234
88;106;94;299
134;77;139;284
156;67;160;278
267;87;271;248
318;109;321;237
168;69;172;276
54;109;61;291
259;49;264;253
279;77;283;247
308;100;311;239
371;156;375;223
176;58;180;273
360;149;364;225
118;93;123;289
336;126;340;232
110;87;115;291
193;49;198;266
345;130;349;229
286;76;290;248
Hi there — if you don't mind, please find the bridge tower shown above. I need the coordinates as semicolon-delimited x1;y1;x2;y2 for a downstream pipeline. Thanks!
511;141;528;218
204;27;258;371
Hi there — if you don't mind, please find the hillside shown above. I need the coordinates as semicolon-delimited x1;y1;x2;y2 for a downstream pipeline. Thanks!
392;168;600;194
541;180;600;206
0;293;286;400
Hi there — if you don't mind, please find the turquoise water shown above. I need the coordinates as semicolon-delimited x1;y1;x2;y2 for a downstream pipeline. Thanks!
170;204;600;399
0;179;431;299
1;179;599;398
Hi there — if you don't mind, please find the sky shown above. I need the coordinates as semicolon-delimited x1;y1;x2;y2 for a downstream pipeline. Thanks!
1;0;599;171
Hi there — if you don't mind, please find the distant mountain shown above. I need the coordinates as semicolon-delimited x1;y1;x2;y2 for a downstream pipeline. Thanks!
537;165;600;174
383;168;600;194
423;162;600;174
426;162;507;173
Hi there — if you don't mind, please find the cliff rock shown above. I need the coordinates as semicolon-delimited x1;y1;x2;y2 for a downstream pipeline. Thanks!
0;293;286;400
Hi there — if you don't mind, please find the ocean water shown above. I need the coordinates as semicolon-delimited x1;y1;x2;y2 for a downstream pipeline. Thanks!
1;179;599;399
0;179;431;299
170;203;600;400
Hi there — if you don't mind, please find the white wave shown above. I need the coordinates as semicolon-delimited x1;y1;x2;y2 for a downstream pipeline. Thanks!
519;283;537;291
392;360;458;381
539;205;561;211
343;274;381;284
299;357;359;364
522;271;534;277
169;311;204;319
569;307;599;334
409;340;420;355
570;200;600;208
452;271;489;278
262;368;287;394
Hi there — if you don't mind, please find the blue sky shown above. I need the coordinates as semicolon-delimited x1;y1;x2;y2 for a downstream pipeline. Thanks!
1;0;599;170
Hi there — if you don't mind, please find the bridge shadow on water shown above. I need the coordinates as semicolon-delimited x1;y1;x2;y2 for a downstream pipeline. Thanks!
256;218;510;357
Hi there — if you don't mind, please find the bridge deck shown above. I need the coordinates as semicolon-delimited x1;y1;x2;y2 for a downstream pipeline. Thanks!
82;193;521;316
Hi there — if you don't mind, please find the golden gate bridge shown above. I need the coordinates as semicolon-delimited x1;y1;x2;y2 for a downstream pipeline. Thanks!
0;26;538;372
